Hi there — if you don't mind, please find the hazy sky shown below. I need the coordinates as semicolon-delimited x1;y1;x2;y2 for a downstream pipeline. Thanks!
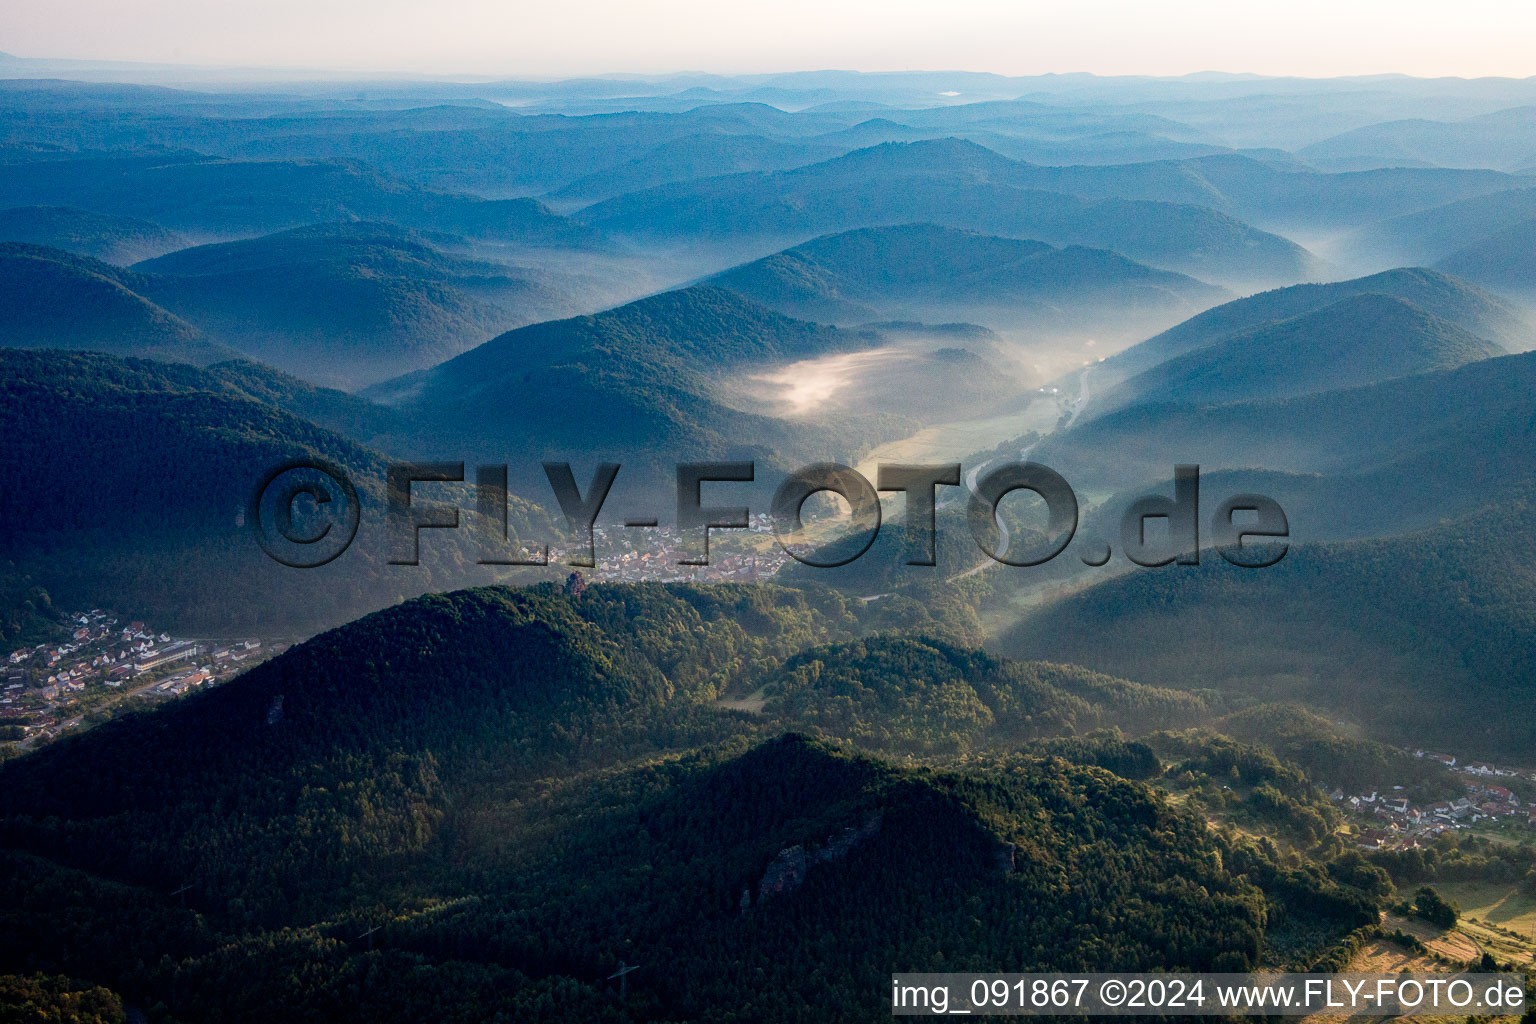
3;0;1535;78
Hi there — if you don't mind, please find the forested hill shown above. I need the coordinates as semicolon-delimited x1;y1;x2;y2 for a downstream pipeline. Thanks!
393;735;1320;1020
0;349;543;632
368;285;892;495
130;221;571;388
0;243;235;365
0;349;385;542
0;204;189;264
0;717;1378;1023
1034;346;1536;514
1000;498;1536;759
706;223;1226;327
1098;266;1530;384
1101;292;1504;411
761;635;1206;753
1437;215;1536;302
0;583;981;912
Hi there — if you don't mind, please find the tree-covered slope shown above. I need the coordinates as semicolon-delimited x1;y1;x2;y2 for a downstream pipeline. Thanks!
0;574;1382;1022
1342;187;1536;268
0;204;188;264
1098;266;1529;384
1041;345;1536;506
0;243;234;364
580;140;1321;287
369;285;890;496
761;635;1206;753
0;725;1372;1023
201;357;403;439
0;583;986;919
1436;216;1536;302
1001;499;1536;758
1103;293;1504;410
0;349;542;632
132;222;570;388
707;223;1226;326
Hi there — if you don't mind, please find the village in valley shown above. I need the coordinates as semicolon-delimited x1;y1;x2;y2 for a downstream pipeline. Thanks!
1337;750;1536;852
565;515;793;584
2;609;285;751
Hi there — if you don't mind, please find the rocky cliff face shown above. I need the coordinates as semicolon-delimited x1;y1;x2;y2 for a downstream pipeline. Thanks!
753;811;885;905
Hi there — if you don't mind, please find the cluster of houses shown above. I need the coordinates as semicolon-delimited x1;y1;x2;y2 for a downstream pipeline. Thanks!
569;517;790;584
1334;750;1536;850
2;611;281;745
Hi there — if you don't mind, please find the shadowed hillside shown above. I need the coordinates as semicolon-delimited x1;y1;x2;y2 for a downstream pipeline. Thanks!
707;223;1227;331
0;349;546;632
1437;216;1536;303
0;205;188;264
133;222;573;388
580;139;1323;288
0;243;233;364
1100;292;1504;412
1096;266;1530;385
1001;499;1536;758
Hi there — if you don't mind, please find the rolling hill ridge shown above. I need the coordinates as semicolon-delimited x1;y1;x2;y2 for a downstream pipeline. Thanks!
707;223;1227;329
1100;292;1505;412
132;221;573;388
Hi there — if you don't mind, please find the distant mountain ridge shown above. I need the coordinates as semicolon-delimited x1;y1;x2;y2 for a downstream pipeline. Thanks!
1299;106;1536;172
579;139;1324;287
1098;266;1530;384
0;205;188;264
131;221;573;388
367;284;886;478
0;242;234;364
0;153;604;244
1100;292;1505;412
545;130;844;203
706;223;1228;328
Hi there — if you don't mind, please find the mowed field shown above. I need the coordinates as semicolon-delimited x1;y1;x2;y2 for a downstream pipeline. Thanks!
1305;907;1535;1024
1436;882;1536;936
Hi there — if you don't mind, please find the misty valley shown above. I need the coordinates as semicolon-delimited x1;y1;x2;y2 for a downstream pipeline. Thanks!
0;60;1534;1024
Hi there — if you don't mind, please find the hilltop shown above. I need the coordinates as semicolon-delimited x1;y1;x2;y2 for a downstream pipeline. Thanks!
1101;293;1504;411
0;243;233;364
580;139;1323;288
367;285;890;498
133;222;571;388
707;223;1227;329
1097;266;1529;384
0;205;188;264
